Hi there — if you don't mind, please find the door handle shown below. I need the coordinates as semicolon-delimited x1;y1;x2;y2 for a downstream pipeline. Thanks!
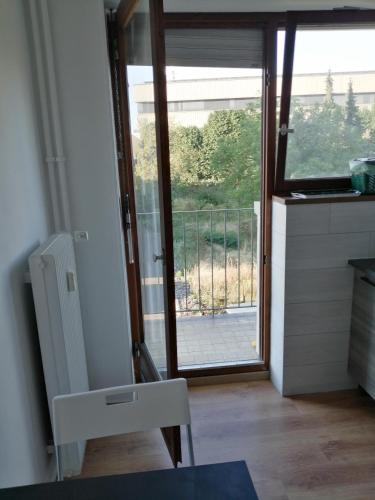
279;123;294;136
153;251;165;263
122;194;134;264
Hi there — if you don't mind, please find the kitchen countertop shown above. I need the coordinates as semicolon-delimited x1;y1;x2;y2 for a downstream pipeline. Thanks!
273;194;375;205
348;258;375;272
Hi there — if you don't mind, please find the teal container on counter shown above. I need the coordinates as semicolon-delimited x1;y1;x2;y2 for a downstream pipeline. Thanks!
350;157;375;194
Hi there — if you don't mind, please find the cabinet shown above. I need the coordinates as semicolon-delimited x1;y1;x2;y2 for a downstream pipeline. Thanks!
349;270;375;399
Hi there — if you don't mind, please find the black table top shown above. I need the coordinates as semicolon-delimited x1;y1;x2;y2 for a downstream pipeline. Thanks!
0;461;258;500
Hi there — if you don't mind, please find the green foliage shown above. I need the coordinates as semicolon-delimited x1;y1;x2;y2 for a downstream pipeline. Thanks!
168;106;262;210
207;105;261;208
202;230;238;249
325;70;335;107
169;125;203;185
345;79;361;128
286;75;375;179
134;73;375;207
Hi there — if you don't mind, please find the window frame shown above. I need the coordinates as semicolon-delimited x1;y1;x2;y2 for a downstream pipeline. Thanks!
275;10;375;194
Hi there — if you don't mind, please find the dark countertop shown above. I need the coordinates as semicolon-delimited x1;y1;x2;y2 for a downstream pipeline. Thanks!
348;258;375;272
273;194;375;205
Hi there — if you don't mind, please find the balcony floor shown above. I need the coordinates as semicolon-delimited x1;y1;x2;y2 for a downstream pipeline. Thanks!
176;308;259;369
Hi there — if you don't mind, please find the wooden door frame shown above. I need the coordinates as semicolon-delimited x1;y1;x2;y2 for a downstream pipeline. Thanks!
110;7;282;380
163;14;278;378
107;8;143;381
108;0;181;466
150;0;179;380
109;0;178;381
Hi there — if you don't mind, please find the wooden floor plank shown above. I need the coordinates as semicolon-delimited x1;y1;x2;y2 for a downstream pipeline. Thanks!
81;380;375;499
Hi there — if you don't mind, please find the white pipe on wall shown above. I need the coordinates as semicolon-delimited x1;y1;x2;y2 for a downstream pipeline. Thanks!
28;0;71;232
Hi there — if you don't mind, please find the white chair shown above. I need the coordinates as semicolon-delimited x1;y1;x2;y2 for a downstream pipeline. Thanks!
52;378;195;481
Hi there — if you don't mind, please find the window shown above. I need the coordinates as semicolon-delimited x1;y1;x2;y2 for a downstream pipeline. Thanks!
275;11;375;192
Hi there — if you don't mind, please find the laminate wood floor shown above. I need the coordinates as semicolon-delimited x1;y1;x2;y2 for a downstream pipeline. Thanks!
81;380;375;500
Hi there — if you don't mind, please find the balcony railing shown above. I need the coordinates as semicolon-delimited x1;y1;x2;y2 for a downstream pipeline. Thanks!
136;206;258;315
172;208;258;314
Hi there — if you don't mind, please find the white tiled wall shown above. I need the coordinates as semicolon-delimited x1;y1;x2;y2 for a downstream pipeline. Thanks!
271;200;375;396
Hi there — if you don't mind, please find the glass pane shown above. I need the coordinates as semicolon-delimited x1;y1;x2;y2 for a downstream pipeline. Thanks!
163;29;263;369
285;28;375;180
125;1;167;378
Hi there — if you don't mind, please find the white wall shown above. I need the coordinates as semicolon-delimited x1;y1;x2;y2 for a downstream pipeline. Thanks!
0;0;53;487
47;0;133;389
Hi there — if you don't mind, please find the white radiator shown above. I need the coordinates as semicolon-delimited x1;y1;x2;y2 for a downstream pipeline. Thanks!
29;233;89;477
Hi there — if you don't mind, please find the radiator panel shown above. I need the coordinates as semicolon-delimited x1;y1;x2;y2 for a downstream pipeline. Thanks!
29;233;89;476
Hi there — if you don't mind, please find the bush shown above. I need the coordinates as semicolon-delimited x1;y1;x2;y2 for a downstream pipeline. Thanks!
184;260;257;313
202;230;238;249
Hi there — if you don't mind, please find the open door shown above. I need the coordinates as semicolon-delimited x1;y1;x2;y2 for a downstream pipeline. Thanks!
108;0;180;465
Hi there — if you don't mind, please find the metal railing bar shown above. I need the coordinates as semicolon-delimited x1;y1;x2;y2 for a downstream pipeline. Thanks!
196;212;201;310
237;210;241;307
177;304;256;313
183;213;188;312
141;207;257;314
138;208;254;216
250;213;254;308
210;211;214;316
224;210;227;310
172;208;253;214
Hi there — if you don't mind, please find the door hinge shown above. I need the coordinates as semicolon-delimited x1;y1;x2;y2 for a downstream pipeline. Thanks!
263;255;269;265
117;151;124;161
265;72;271;87
133;341;141;358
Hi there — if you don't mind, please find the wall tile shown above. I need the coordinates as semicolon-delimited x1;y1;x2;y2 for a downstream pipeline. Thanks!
285;232;370;270
283;362;355;396
284;332;350;367
284;300;352;336
285;267;354;303
286;204;330;236
330;201;375;233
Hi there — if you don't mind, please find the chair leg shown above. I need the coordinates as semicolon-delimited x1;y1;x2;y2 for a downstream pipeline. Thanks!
55;445;64;481
186;424;195;466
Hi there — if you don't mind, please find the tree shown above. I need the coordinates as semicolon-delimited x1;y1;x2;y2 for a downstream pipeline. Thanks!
345;79;361;128
286;101;349;178
285;71;373;179
200;110;249;183
207;105;261;208
134;69;375;208
324;69;335;108
361;104;375;150
169;125;203;185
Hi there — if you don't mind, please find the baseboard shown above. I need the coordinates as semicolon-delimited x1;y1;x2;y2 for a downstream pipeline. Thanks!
187;370;269;386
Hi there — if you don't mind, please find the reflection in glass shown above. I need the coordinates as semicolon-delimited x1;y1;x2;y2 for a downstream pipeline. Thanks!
284;29;375;179
125;1;167;378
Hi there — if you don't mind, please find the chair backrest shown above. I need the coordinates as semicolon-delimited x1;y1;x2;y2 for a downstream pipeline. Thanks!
52;378;191;446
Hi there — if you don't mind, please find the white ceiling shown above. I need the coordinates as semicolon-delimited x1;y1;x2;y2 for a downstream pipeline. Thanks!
105;0;375;12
